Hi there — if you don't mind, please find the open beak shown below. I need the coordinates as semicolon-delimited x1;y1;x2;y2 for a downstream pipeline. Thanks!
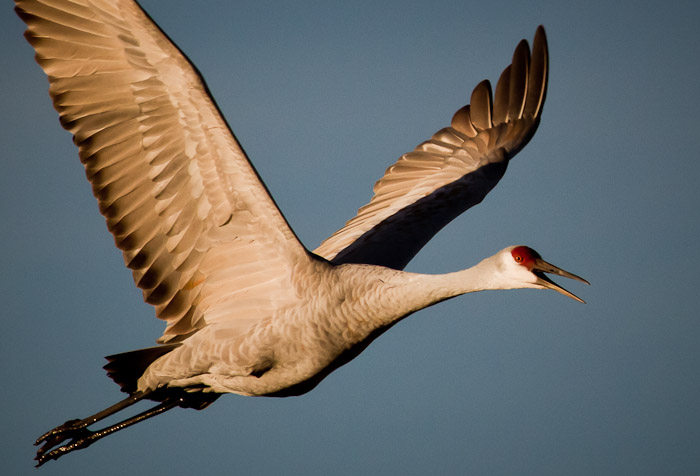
532;258;590;303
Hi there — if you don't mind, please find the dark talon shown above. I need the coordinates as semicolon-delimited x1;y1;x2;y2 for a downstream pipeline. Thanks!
35;426;91;459
35;419;83;446
35;431;96;467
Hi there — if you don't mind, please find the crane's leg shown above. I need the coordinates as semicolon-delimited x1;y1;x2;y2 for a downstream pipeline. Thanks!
34;391;180;467
35;391;149;451
35;393;180;466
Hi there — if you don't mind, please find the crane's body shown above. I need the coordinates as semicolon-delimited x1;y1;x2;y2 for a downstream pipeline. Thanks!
137;248;565;397
14;0;588;466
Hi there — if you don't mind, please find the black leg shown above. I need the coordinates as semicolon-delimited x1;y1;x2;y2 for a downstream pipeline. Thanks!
35;396;181;467
35;391;150;453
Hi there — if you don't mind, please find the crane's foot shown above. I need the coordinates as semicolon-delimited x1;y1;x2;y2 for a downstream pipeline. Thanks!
35;426;97;467
35;418;84;445
35;419;90;456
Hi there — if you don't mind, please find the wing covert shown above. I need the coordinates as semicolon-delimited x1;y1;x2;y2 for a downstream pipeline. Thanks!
313;27;548;269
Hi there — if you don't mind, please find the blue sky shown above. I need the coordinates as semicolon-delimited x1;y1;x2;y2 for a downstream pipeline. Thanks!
2;1;699;475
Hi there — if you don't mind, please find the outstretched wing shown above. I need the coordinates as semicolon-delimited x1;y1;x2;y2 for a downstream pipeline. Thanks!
314;27;548;270
16;0;310;343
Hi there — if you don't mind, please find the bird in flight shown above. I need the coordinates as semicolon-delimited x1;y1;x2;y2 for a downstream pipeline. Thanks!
15;0;588;466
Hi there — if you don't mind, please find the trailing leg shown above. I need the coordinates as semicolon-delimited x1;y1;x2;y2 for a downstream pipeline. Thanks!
34;389;220;466
35;391;150;455
35;394;180;467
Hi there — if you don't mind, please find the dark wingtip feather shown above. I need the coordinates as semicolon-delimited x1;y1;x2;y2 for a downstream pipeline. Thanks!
451;105;478;137
524;26;548;118
492;65;511;125
507;39;530;121
470;80;493;130
467;26;547;131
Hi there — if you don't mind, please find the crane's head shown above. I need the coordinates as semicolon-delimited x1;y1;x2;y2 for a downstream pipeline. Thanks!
500;245;589;303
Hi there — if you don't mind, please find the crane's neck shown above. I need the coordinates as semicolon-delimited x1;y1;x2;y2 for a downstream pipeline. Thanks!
396;255;508;310
334;255;508;344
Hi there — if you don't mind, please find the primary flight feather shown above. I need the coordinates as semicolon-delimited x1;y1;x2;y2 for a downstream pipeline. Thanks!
15;0;587;466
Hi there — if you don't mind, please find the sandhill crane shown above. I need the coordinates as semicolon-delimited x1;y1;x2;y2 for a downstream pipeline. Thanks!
16;0;588;466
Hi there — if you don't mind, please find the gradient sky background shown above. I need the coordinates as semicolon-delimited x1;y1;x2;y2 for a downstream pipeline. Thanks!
2;1;699;475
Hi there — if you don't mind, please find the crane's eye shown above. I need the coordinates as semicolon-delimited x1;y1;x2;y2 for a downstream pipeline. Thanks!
514;255;523;262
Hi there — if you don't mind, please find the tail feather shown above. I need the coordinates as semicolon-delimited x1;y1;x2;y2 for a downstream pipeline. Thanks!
103;344;181;394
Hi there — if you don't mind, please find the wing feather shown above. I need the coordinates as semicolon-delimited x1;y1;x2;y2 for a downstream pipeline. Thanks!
16;0;310;343
314;26;548;269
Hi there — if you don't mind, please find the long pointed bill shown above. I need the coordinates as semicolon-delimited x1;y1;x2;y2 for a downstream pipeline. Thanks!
533;258;590;303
